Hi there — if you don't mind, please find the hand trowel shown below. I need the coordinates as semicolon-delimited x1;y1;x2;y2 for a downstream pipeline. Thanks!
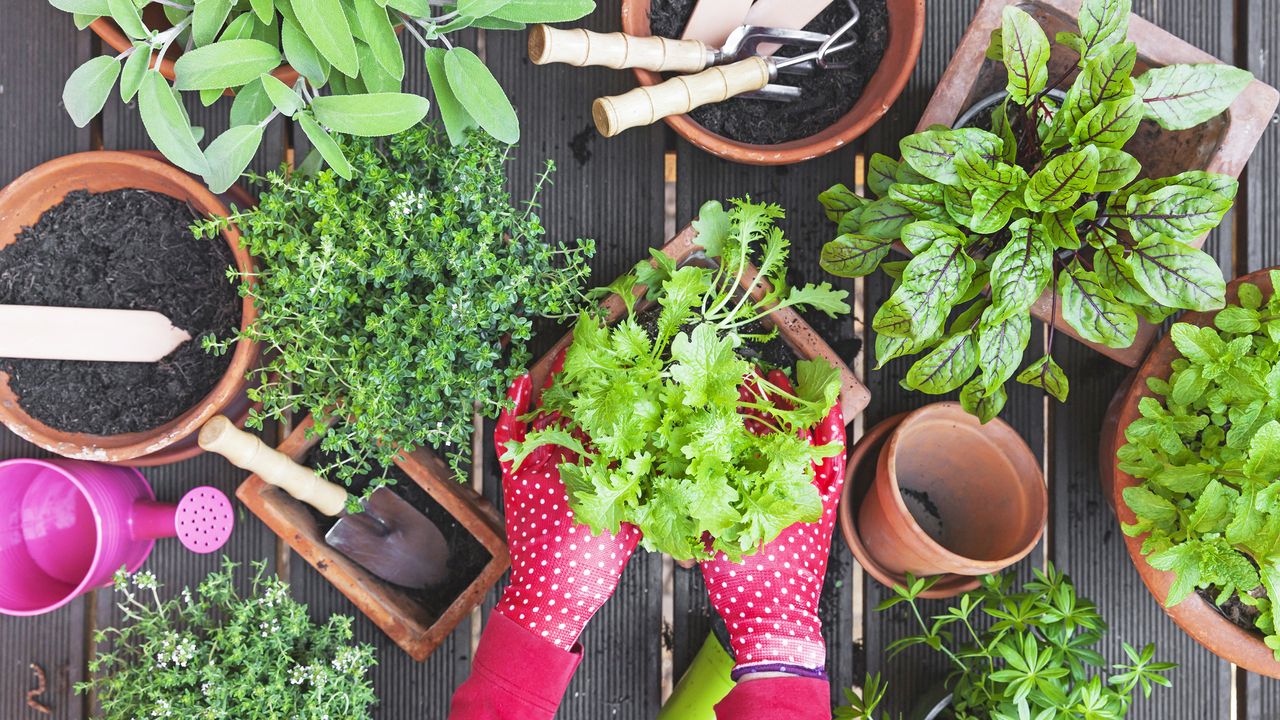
199;415;450;589
0;305;191;362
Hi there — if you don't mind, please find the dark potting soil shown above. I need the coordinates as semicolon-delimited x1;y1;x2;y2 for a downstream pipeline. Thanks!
0;189;239;435
648;0;889;145
306;448;491;618
901;487;944;543
1198;585;1266;637
636;306;799;371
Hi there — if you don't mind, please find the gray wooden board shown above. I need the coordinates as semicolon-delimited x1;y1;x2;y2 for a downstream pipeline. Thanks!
0;4;92;719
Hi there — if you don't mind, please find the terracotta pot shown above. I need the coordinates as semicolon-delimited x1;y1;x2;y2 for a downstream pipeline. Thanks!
918;0;1279;367
1111;268;1280;678
89;8;299;90
618;0;925;165
528;223;870;424
1097;370;1136;510
857;402;1046;578
0;151;259;465
236;415;510;661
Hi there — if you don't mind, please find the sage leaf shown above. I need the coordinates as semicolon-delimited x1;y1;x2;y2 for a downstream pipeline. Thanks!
458;0;513;15
219;12;257;42
230;77;275;125
63;55;120;128
1123;184;1232;242
1016;355;1070;402
868;154;899;197
355;0;404;80
50;0;109;13
988;218;1052;321
250;0;274;23
297;111;353;178
384;0;431;14
205;124;264;193
192;0;232;47
282;18;330;85
820;235;892;278
310;92;430;136
905;331;979;394
818;183;866;223
355;41;399;92
1127;235;1227;311
859;198;914;239
1070;95;1143;148
1025;145;1099;212
107;0;146;39
1059;262;1138;348
1001;6;1050;104
137;72;210;176
899;128;1002;186
490;0;594;22
1094;147;1141;191
293;0;360;77
261;73;304;116
960;377;1007;423
423;47;479;145
978;308;1032;390
173;39;282;91
120;43;150;102
1134;63;1253;131
445;47;519;143
72;12;101;29
888;183;948;222
900;220;963;255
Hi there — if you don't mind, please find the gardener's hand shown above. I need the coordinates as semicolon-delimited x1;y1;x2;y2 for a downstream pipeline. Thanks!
701;370;846;680
492;360;642;651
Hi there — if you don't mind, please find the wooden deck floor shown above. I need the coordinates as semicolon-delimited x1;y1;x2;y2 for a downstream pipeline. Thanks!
2;0;1278;717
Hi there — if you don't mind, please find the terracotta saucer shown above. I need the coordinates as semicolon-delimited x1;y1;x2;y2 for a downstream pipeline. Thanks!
838;412;981;599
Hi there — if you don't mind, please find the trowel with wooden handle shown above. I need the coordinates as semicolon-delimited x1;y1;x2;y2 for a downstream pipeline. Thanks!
680;0;835;53
0;305;191;362
199;415;450;590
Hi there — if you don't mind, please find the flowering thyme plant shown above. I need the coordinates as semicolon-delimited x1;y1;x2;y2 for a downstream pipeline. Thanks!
76;560;377;720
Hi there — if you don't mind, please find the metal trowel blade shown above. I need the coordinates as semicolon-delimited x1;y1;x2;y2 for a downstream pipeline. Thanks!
325;487;451;590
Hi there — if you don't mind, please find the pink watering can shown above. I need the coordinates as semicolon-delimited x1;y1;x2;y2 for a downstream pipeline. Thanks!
0;458;234;616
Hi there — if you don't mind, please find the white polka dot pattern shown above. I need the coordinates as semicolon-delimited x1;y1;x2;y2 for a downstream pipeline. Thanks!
702;374;846;678
493;370;641;652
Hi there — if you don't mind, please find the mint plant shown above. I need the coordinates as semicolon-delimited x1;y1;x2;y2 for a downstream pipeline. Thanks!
77;560;377;720
53;0;594;192
819;0;1249;422
200;125;594;488
838;567;1174;720
1119;271;1280;657
503;199;849;562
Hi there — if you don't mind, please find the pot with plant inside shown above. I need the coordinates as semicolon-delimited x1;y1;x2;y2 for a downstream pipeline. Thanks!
211;122;591;656
0;151;257;465
1113;268;1280;677
836;567;1175;720
510;197;868;563
818;0;1266;421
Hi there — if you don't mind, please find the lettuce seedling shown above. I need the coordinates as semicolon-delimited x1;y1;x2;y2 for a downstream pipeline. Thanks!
819;0;1250;422
1120;271;1280;657
504;198;850;562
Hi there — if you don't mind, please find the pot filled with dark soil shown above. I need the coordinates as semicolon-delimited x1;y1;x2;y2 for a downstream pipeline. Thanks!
621;0;924;165
235;414;510;662
0;151;258;465
856;402;1046;578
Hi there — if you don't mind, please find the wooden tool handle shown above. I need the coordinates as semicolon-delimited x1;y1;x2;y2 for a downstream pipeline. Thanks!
528;25;709;73
199;416;348;517
592;57;771;137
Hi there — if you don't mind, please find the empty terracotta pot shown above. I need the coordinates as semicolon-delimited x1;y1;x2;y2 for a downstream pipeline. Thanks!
618;0;925;165
858;402;1046;577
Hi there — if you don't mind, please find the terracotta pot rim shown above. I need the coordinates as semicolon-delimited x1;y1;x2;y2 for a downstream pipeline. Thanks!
838;412;981;599
880;401;1047;571
1112;267;1280;678
88;17;300;88
0;150;259;463
619;0;926;165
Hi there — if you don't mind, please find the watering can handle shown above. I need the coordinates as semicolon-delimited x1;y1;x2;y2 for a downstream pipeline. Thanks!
529;25;711;73
592;57;772;137
199;416;348;517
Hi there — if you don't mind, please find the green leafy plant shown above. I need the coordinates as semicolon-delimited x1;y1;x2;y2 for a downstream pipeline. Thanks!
77;560;377;720
819;0;1249;422
503;198;849;562
200;124;594;488
1119;271;1280;657
838;567;1174;720
53;0;594;191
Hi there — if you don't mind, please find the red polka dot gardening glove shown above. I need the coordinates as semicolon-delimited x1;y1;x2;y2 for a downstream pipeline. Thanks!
492;361;643;652
702;370;847;681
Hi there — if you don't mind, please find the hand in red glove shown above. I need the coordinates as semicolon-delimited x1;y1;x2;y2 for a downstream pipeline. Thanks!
702;370;847;680
492;362;643;651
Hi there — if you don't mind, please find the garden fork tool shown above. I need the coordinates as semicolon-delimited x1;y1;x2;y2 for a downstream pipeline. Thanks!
199;416;450;590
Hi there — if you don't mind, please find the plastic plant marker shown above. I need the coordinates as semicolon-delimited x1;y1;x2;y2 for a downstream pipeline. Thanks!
744;0;835;55
0;305;191;362
680;0;753;46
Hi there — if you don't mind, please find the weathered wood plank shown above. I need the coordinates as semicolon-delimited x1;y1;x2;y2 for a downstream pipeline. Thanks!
0;6;93;719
